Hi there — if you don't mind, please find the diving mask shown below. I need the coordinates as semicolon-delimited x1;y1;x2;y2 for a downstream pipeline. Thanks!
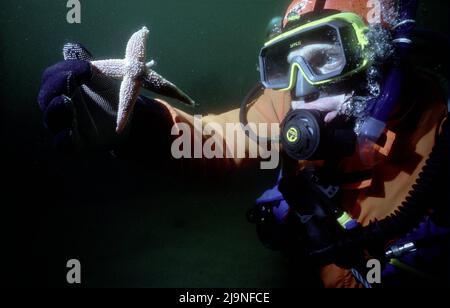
259;13;370;98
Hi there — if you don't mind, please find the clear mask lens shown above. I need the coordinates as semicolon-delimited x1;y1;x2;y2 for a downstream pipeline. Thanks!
288;43;346;76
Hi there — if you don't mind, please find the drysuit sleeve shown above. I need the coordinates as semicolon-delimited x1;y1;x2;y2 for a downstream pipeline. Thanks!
117;89;291;174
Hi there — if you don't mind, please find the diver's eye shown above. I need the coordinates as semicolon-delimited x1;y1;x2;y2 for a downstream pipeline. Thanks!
287;43;345;76
326;55;338;65
308;51;329;67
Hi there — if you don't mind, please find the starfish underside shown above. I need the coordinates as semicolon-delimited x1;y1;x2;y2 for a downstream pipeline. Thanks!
90;27;195;133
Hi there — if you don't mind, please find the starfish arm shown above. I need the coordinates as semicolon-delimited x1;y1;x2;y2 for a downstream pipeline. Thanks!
142;70;196;106
91;59;126;79
125;27;149;63
116;75;142;133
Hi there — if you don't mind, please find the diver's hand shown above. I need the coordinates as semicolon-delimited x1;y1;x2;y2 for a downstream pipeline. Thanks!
38;55;127;153
38;59;94;152
38;40;194;155
37;57;177;161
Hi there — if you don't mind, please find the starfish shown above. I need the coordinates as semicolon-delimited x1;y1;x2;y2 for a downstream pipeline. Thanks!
89;27;195;133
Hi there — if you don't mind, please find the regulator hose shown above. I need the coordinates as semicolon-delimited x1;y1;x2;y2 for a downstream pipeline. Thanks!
308;117;448;267
358;117;448;252
239;82;266;141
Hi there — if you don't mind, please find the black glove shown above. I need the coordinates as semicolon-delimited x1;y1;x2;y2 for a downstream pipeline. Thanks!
37;43;176;158
38;59;94;152
38;43;124;153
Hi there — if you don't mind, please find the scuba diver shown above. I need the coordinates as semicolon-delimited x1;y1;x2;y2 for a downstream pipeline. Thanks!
37;0;449;288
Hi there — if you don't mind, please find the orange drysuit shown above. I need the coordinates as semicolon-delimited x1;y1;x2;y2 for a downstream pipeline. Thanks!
149;71;447;288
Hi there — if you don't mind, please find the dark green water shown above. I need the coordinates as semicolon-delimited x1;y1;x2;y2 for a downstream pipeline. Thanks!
0;0;448;287
1;0;292;288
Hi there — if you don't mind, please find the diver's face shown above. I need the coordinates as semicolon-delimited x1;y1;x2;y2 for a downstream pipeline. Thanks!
291;92;349;123
289;42;351;123
288;43;346;76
